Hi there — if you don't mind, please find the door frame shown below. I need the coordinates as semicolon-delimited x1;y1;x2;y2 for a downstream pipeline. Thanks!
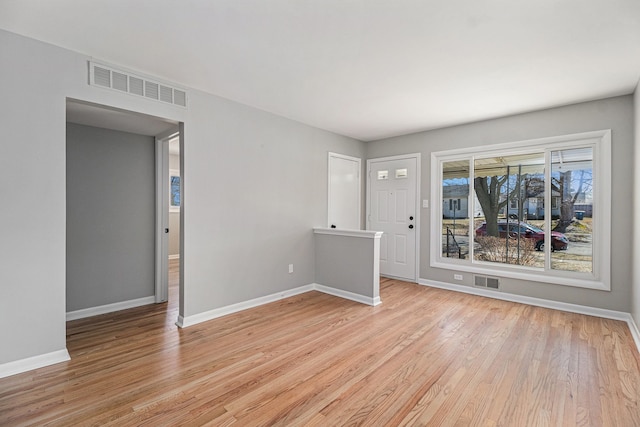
155;129;179;303
366;153;421;282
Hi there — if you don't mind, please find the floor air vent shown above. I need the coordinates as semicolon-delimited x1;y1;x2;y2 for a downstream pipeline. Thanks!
474;275;499;290
89;61;187;108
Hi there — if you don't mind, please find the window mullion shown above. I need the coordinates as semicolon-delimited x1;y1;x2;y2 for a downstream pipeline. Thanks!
544;150;551;271
469;157;475;262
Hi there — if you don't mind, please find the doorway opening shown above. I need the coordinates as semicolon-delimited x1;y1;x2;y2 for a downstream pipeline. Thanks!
65;99;182;326
156;132;182;312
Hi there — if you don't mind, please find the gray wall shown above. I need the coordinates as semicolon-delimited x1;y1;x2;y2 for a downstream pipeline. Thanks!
66;123;155;311
633;86;640;327
169;153;180;170
182;92;365;316
315;231;379;300
0;29;364;366
366;96;634;312
169;213;180;257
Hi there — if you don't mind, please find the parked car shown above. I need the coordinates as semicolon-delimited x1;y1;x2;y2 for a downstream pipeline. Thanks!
475;221;568;251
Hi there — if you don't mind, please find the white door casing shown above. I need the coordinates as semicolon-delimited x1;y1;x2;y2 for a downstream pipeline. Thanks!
155;131;178;303
328;152;361;229
367;154;420;281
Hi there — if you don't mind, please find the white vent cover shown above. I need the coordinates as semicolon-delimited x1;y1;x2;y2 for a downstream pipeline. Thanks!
89;61;187;108
474;275;500;289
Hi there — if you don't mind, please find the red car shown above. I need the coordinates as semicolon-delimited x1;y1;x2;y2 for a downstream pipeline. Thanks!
475;221;568;251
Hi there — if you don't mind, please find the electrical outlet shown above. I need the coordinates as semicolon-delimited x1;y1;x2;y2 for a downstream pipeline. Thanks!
288;264;294;274
454;274;463;281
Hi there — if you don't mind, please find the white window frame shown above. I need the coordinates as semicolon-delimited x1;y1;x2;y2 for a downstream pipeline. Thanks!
430;130;611;291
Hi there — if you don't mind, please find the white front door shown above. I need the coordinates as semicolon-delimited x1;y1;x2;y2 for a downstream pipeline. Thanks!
367;155;419;281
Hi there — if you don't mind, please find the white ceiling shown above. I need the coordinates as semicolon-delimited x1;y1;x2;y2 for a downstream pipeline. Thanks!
3;1;640;141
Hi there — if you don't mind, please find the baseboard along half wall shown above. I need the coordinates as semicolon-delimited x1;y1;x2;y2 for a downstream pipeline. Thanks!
629;315;640;354
0;349;70;379
176;285;315;328
314;284;381;307
418;278;640;355
176;283;380;328
66;296;156;321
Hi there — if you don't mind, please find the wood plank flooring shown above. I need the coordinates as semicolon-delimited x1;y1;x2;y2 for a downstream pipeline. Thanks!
2;264;640;425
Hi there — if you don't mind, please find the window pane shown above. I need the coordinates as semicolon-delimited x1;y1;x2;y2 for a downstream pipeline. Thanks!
395;168;408;178
550;148;593;273
170;175;181;207
442;160;469;259
473;153;545;267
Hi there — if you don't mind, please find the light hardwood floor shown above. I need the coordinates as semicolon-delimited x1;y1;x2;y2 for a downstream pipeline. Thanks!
2;263;640;426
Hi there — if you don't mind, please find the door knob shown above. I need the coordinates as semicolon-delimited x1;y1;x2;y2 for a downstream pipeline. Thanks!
409;216;414;220
409;224;414;229
165;228;169;233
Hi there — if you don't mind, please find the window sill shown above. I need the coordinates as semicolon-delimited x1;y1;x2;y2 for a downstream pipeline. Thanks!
430;259;610;291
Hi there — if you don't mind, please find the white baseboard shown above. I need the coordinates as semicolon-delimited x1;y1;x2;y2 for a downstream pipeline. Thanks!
628;315;640;353
0;349;70;379
419;278;640;355
314;284;381;306
168;254;180;260
176;283;380;328
18;282;636;379
66;296;156;321
176;285;315;328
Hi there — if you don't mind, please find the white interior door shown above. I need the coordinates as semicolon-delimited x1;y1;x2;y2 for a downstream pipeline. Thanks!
155;132;174;303
328;153;361;229
367;155;419;281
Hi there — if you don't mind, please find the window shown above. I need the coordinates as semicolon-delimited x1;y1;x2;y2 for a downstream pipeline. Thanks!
170;169;180;212
431;130;611;290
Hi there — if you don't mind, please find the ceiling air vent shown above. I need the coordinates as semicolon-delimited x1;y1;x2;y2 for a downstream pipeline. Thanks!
89;61;187;108
160;85;173;103
112;71;128;92
174;90;186;107
129;76;144;96
145;81;159;100
93;65;111;87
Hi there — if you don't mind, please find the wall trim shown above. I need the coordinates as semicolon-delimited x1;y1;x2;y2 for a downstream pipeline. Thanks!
176;283;380;328
314;284;381;306
66;296;156;321
176;285;315;328
419;278;640;355
0;349;70;379
628;315;640;354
